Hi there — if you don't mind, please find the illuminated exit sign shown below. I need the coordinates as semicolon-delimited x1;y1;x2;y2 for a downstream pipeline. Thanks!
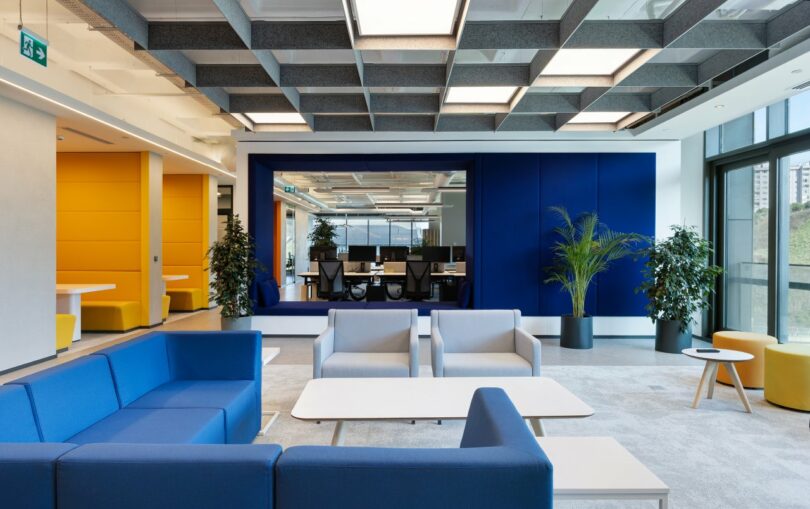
20;29;48;67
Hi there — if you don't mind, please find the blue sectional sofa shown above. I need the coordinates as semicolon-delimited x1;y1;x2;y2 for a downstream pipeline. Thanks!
0;328;552;509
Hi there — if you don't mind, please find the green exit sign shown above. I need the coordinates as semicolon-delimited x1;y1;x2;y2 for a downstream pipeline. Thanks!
284;185;296;193
20;29;48;67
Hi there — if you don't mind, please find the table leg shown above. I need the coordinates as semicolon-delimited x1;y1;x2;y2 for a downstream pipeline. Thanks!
331;420;346;446
660;495;669;509
706;362;719;399
56;294;82;342
691;361;713;409
528;418;546;437
724;362;753;413
259;411;279;436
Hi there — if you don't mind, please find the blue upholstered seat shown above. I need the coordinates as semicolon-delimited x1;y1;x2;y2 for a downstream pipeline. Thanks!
0;443;77;509
0;385;41;442
68;407;225;445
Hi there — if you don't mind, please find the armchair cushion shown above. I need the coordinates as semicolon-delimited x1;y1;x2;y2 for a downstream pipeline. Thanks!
321;353;411;378
443;353;532;377
431;310;519;353
68;407;225;445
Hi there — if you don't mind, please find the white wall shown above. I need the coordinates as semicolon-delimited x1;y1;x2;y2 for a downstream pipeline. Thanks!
145;152;163;326
0;95;56;372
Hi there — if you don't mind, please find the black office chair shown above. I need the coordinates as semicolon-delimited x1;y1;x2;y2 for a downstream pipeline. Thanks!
317;260;347;301
404;261;432;301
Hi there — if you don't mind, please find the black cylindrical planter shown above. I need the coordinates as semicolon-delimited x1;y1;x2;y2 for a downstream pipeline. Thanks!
655;319;692;353
560;315;593;349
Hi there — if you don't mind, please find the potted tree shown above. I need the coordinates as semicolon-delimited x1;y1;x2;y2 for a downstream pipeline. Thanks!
207;214;261;330
308;216;337;249
545;207;643;349
637;225;722;353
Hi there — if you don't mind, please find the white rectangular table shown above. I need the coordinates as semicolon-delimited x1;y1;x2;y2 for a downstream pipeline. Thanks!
56;284;116;341
161;274;189;294
537;437;670;509
291;377;594;445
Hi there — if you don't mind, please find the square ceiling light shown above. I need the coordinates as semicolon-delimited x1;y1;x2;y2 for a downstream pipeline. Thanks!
445;86;518;104
569;112;631;124
542;49;640;76
353;0;460;36
245;112;307;124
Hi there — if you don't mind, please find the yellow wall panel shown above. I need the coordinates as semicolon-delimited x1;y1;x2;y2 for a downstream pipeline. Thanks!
164;175;202;197
58;182;141;212
163;242;203;267
57;271;141;302
57;241;141;271
164;219;202;243
57;211;140;241
164;194;202;220
56;153;140;182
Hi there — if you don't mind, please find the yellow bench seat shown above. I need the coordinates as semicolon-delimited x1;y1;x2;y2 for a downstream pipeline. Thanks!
162;294;171;321
56;314;76;351
167;288;203;311
81;301;140;332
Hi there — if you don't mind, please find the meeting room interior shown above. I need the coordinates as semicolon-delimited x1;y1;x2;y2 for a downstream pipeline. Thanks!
1;0;809;508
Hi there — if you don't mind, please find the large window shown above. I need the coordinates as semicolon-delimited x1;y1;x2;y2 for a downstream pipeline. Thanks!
708;89;810;342
314;216;437;252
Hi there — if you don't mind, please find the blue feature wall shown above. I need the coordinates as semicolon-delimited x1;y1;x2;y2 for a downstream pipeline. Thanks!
249;152;655;316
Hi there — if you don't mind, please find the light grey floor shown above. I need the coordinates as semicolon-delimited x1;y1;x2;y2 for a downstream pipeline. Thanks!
264;335;711;367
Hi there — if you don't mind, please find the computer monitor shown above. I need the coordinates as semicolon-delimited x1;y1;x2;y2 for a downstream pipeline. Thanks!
309;246;337;261
380;246;409;262
348;245;376;272
421;246;452;263
452;246;466;262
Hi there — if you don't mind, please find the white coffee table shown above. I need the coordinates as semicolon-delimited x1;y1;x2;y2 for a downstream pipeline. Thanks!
56;284;116;341
291;377;594;446
682;347;754;413
537;437;669;509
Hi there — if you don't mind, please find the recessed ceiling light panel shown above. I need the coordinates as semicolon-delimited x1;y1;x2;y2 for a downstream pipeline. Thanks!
569;112;631;124
542;49;640;76
354;0;460;36
245;112;307;124
445;86;518;104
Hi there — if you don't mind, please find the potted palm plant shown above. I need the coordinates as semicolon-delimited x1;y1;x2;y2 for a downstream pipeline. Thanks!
207;214;261;330
545;207;643;349
637;225;722;353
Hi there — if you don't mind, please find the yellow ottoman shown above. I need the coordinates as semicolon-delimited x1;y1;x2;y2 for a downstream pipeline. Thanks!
56;314;76;351
167;288;203;311
764;344;810;411
713;331;777;389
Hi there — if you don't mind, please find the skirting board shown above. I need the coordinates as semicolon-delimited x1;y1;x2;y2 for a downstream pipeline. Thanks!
251;315;657;337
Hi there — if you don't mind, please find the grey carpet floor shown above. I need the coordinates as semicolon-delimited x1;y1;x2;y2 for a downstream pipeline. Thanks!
256;364;810;509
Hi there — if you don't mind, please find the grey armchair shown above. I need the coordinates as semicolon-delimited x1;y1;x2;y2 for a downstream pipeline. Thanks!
314;309;419;378
430;309;541;377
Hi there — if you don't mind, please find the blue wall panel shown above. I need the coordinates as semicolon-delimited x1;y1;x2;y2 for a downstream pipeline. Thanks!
538;154;599;316
596;153;656;316
248;160;276;275
476;154;541;314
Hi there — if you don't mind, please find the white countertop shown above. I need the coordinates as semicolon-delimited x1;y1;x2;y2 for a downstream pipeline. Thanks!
56;284;116;295
162;274;189;281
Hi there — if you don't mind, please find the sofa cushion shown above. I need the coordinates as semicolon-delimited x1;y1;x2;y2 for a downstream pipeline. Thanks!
94;334;171;407
443;353;532;377
321;352;410;378
0;443;77;509
9;356;120;442
127;380;257;444
331;309;413;353
0;385;41;442
68;407;225;445
258;277;280;308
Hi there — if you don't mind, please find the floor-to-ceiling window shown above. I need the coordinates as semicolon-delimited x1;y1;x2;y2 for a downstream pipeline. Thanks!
708;89;810;342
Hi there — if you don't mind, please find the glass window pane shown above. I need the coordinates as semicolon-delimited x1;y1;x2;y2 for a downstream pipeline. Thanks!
724;162;770;333
327;217;347;252
788;90;810;134
780;150;810;342
412;220;430;247
754;108;766;144
346;218;368;246
768;100;787;139
368;219;389;246
390;221;411;246
705;126;720;157
721;114;754;153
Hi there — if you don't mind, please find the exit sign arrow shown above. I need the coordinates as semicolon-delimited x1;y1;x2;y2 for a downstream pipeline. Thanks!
20;29;48;67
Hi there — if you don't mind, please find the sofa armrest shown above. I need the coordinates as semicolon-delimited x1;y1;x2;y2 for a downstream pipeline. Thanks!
515;328;542;376
57;443;281;509
313;327;335;379
409;311;419;377
0;443;77;509
166;331;262;382
277;445;552;509
430;327;445;377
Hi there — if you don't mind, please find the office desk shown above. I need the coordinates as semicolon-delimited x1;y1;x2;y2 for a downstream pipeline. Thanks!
297;271;378;301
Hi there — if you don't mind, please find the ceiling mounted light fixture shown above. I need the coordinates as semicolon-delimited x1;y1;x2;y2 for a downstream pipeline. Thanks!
245;112;307;124
353;0;460;36
568;112;631;124
541;49;641;76
445;86;518;104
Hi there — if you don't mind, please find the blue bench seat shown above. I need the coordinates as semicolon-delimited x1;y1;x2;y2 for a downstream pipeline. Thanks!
69;407;225;445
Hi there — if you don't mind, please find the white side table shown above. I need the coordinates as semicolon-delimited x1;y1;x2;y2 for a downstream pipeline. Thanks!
682;348;754;413
161;274;188;295
259;347;281;436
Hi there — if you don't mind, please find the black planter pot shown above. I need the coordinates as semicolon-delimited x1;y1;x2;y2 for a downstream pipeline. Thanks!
560;315;593;349
655;319;692;353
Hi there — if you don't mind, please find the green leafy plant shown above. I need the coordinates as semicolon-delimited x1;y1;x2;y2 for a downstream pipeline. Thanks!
308;216;337;247
410;236;430;256
207;214;261;319
545;207;644;318
636;225;722;331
